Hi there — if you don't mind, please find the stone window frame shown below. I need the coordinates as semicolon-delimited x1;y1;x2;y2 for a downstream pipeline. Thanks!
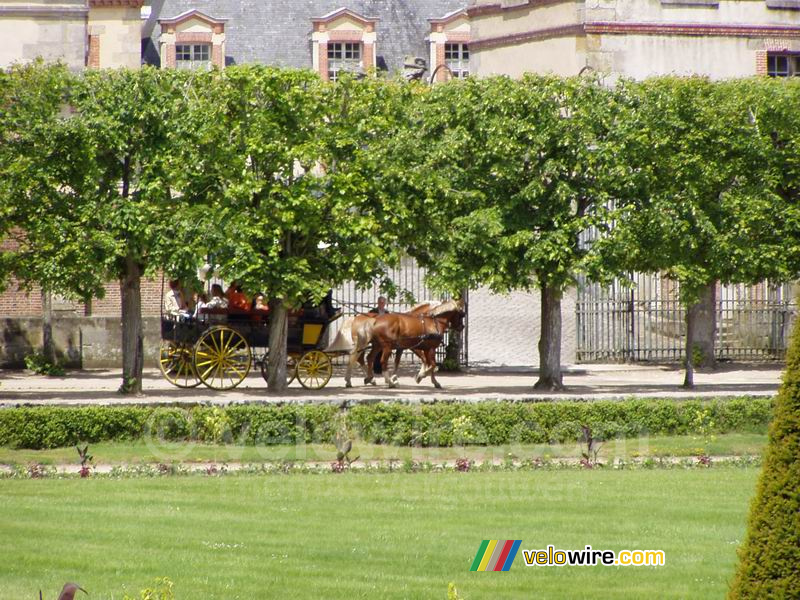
429;10;471;83
159;9;226;69
311;8;378;82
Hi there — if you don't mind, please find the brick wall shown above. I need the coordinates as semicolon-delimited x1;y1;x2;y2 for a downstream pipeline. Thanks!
2;231;163;318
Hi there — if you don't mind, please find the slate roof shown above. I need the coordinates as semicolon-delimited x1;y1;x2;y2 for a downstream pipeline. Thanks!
143;0;467;73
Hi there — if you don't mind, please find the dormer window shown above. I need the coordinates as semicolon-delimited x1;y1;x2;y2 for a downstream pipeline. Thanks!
428;10;471;82
159;10;226;69
311;8;378;81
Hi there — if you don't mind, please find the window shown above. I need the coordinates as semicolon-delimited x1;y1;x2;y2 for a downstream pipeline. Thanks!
176;44;211;70
327;42;361;81
445;43;469;79
768;53;800;77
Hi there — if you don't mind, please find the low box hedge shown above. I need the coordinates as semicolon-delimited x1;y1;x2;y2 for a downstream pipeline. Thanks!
0;396;772;450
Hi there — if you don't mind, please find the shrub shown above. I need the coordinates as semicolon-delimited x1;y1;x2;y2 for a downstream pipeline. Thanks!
729;326;800;599
24;352;64;376
0;397;774;450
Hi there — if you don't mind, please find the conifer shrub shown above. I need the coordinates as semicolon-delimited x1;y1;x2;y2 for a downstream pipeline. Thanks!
729;324;800;599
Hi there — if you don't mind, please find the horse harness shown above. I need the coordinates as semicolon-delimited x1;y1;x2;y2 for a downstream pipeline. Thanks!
388;313;445;351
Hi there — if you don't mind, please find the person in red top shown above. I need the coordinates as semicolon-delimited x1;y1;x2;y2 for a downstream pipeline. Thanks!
225;281;250;312
251;293;270;321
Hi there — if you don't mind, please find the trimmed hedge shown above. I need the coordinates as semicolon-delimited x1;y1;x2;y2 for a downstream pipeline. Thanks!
0;397;772;450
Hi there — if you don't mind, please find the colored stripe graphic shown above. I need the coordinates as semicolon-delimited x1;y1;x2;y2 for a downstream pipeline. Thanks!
501;540;522;571
470;540;490;571
493;540;515;571
477;540;498;572
486;540;505;570
470;540;522;571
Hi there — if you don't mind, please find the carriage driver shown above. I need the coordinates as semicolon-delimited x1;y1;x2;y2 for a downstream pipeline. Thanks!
163;279;190;319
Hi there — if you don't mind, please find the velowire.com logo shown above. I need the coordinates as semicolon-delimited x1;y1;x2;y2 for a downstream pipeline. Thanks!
470;540;522;572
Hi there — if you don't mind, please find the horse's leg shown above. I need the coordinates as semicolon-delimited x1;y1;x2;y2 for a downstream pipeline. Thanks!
427;348;442;389
346;347;365;388
358;348;374;384
413;349;429;384
365;346;378;385
345;349;354;388
392;349;403;382
382;346;397;388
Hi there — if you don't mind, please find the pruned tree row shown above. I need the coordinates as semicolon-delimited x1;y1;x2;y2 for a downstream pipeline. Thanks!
1;63;798;392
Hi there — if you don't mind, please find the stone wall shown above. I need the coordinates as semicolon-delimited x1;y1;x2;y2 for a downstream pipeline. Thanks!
0;316;163;368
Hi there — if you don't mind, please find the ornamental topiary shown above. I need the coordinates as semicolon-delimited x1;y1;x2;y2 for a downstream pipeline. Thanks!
729;322;800;599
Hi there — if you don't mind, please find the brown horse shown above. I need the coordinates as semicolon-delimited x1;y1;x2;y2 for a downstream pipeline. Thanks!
366;299;465;388
337;302;435;388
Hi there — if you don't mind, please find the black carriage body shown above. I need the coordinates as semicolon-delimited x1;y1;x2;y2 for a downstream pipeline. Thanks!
161;314;329;354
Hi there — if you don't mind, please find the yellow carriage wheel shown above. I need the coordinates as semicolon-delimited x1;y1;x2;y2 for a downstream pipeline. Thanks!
287;353;298;385
259;352;298;386
159;340;201;388
296;350;333;390
194;326;251;390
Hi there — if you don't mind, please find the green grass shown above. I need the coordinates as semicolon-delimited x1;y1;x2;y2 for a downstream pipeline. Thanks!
0;468;757;599
0;432;767;467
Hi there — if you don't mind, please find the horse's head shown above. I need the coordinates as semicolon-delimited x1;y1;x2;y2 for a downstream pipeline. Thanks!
448;309;465;332
431;299;466;332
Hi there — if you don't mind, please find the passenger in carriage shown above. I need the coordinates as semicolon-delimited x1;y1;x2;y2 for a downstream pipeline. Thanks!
251;293;270;320
205;284;228;309
226;281;250;312
193;293;209;320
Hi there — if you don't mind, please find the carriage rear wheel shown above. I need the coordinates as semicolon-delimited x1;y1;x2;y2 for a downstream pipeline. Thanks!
259;352;298;386
296;350;332;390
159;341;200;388
194;326;251;390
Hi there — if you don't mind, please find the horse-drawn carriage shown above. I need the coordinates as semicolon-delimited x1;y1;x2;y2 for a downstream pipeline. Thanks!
159;309;342;390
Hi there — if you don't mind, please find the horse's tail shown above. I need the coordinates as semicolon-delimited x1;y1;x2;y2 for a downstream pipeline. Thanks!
323;317;356;353
352;315;376;353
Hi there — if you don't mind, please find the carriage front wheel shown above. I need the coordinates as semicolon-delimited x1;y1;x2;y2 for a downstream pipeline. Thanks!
194;326;251;390
159;341;201;388
259;352;298;386
296;350;332;390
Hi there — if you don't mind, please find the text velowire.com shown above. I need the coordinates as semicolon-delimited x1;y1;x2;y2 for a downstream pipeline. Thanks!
523;545;666;567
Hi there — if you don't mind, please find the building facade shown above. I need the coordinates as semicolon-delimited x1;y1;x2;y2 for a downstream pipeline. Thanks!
143;1;470;80
466;0;800;80
0;0;144;70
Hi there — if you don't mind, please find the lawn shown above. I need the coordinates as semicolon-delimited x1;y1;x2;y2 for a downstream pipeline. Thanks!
0;433;767;467
0;468;757;599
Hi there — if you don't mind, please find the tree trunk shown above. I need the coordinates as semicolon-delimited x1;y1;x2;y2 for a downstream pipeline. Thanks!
41;288;55;365
683;282;716;388
267;298;288;392
119;255;143;395
534;282;564;391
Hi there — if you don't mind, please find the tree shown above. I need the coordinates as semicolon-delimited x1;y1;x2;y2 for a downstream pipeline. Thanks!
178;67;408;391
65;67;206;394
609;78;795;387
383;75;631;389
0;62;109;365
728;321;800;598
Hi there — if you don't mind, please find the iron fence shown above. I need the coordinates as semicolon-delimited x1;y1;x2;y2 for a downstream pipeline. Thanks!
576;273;798;363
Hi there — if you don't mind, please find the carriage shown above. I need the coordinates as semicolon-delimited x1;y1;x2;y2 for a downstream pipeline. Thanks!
158;308;342;391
